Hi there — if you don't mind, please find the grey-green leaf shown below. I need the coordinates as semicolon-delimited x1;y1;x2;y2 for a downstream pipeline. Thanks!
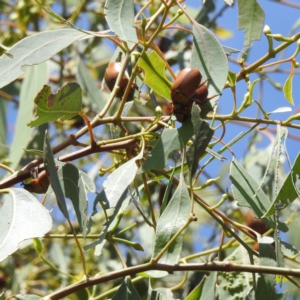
0;188;52;262
105;0;138;44
263;152;300;217
149;174;190;278
257;237;287;300
44;132;69;220
112;277;142;300
100;147;143;208
186;104;214;177
77;59;107;111
186;272;217;300
230;157;288;232
237;0;265;46
0;29;87;89
9;63;48;170
191;23;228;97
138;120;193;173
58;163;87;232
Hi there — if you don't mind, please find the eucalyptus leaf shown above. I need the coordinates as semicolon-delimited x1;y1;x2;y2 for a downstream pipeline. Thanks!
100;145;144;208
13;295;41;300
139;120;193;172
44;132;69;220
283;66;295;105
186;272;217;300
263;147;300;217
186;104;214;176
0;188;52;262
105;0;138;44
58;163;87;232
230;158;288;232
148;174;190;278
112;277;141;300
138;51;172;100
9;63;48;169
257;236;287;300
77;59;107;111
191;23;228;97
28;82;82;127
237;0;265;46
0;29;87;89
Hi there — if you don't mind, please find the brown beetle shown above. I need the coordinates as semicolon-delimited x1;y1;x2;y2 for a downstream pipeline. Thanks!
191;84;209;105
104;62;129;97
171;68;202;104
24;171;49;194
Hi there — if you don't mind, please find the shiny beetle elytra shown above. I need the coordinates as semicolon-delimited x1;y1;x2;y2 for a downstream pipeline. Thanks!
171;68;202;104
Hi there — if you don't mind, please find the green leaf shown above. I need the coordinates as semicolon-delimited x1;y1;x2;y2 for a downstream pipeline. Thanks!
263;151;300;218
191;23;228;97
186;104;214;176
230;158;288;232
28;82;82;127
0;93;7;148
112;277;142;300
138;120;193;173
77;59;107;111
44;132;69;220
105;0;138;44
186;272;217;300
58;164;87;232
0;29;87;89
149;174;190;278
237;0;265;46
227;71;237;87
0;188;52;262
100;145;144;208
137;51;172;100
84;189;130;253
217;246;253;300
257;236;287;300
13;295;41;300
9;63;48;169
20;124;48;167
160;168;175;215
283;67;294;105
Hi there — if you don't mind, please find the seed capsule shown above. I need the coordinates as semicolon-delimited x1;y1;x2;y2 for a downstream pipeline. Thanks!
171;68;202;104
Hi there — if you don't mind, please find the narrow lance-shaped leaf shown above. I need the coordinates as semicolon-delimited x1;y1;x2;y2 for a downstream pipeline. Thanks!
138;120;193;173
256;236;287;299
283;62;295;105
44;132;69;220
237;0;265;46
138;51;172;100
9;63;48;170
263;152;300;217
105;0;138;44
217;246;253;299
186;272;217;300
28;82;82;127
187;104;214;177
0;29;87;89
112;277;142;300
77;59;107;111
148;173;190;278
100;140;144;208
0;188;52;263
230;157;288;232
57;164;88;233
191;23;228;97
